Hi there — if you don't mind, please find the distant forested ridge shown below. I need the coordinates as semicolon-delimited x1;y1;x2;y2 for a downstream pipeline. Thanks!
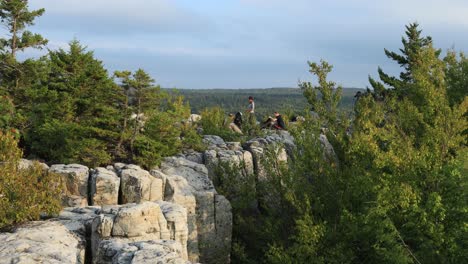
170;87;364;119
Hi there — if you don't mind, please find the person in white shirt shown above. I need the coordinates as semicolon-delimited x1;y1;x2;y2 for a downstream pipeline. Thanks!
245;96;256;132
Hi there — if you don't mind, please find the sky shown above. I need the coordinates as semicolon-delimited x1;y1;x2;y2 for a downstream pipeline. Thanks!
20;0;468;89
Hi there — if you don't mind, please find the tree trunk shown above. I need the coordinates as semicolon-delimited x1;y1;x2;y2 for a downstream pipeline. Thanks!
11;17;18;58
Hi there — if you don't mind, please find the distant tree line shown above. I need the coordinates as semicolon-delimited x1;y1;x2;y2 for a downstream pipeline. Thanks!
172;87;363;121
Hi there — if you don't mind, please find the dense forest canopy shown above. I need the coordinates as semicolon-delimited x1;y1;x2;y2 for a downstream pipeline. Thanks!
0;1;467;264
172;87;363;119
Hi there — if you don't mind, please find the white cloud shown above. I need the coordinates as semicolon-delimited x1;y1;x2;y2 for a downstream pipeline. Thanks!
29;0;212;34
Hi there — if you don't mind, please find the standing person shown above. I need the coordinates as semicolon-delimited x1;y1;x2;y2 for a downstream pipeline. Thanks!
245;96;256;129
273;111;286;130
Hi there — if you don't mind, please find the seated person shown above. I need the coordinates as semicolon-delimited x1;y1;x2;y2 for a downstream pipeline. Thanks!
273;112;286;130
234;112;243;129
261;116;275;129
226;113;243;134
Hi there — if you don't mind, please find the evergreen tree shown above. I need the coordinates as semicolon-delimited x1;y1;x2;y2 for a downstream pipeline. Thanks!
28;41;123;166
0;0;48;131
0;0;47;58
369;22;441;98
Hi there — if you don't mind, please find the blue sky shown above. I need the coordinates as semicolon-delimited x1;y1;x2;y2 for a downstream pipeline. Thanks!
23;0;468;89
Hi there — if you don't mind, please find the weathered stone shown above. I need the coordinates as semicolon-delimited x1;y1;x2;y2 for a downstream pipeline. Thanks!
162;157;214;192
94;239;190;264
112;202;169;239
244;134;289;181
226;141;242;151
90;167;120;206
50;164;89;207
89;202;190;262
162;157;232;264
57;206;101;234
113;162;127;171
320;134;337;162
157;201;189;260
119;165;163;204
178;150;204;164
164;175;199;262
0;221;85;264
18;159;49;171
203;135;227;150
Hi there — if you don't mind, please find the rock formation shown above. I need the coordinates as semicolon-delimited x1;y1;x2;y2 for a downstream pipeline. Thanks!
0;221;86;264
50;164;90;207
0;130;298;264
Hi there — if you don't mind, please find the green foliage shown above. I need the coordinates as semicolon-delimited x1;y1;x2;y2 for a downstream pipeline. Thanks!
0;95;14;129
370;22;441;98
300;60;342;125
227;24;467;263
26;41;122;166
114;70;201;168
0;0;47;57
0;131;61;229
444;51;468;106
200;106;242;141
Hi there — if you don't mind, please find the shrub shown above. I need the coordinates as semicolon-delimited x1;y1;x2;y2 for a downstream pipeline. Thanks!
0;131;61;229
200;106;242;141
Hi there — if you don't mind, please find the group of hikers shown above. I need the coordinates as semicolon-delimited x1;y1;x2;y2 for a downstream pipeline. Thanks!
225;96;286;135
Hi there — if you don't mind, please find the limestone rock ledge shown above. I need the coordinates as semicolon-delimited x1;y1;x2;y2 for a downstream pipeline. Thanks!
0;221;86;264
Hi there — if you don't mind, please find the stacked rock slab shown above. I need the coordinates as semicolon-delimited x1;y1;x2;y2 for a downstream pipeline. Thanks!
0;221;86;264
203;135;254;182
90;167;120;205
161;156;232;264
154;170;200;262
95;239;190;264
50;164;90;207
119;164;163;204
2;144;236;263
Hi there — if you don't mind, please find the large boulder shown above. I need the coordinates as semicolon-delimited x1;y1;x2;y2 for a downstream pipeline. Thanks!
90;168;120;206
119;165;163;204
94;239;190;264
111;202;169;240
0;221;86;264
90;202;189;262
161;157;232;264
50;164;90;207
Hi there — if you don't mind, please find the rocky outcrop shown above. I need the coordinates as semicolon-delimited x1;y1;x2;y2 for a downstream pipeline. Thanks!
161;156;232;264
119;164;163;204
160;173;200;262
1;131;304;264
158;201;190;260
50;164;90;207
90;167;120;206
94;239;190;264
0;221;86;264
203;135;254;182
243;132;291;181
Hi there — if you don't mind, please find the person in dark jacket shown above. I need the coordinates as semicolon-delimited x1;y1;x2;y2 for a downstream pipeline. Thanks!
273;112;286;130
